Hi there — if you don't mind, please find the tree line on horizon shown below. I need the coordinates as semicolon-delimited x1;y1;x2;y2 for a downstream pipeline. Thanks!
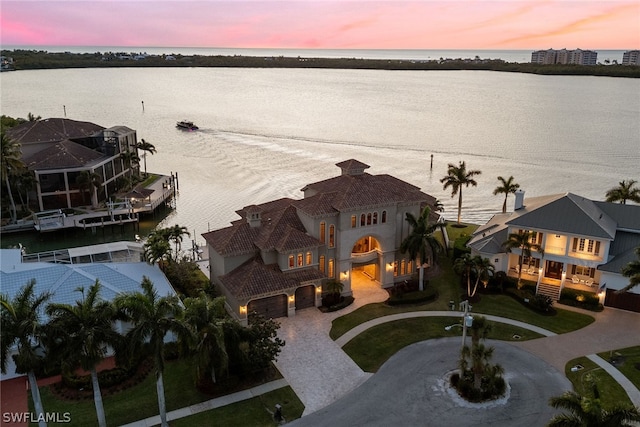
2;49;639;78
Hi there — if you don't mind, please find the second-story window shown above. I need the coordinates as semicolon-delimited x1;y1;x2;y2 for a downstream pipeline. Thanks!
320;221;326;244
288;255;294;269
329;225;335;248
306;252;312;265
373;212;378;224
297;253;303;267
381;211;387;223
319;255;325;273
351;215;357;228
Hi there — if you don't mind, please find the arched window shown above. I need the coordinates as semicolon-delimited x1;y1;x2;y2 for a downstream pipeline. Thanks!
297;253;303;267
401;259;406;275
319;221;326;244
360;214;366;226
393;261;398;277
328;259;335;278
367;213;372;225
373;212;378;224
319;255;325;273
329;225;335;248
306;252;312;265
288;255;294;269
381;210;387;223
351;215;357;228
408;260;414;273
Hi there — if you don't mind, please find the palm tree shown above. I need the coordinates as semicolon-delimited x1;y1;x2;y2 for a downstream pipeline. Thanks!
46;281;120;427
605;180;640;204
472;256;495;297
115;277;189;427
182;294;228;386
493;175;520;213
620;246;640;292
167;224;191;261
1;280;51;427
400;206;443;291
1;131;25;223
502;231;544;289
548;375;640;426
454;253;475;298
120;150;141;179
440;161;482;225
136;139;156;177
75;170;102;208
143;230;172;269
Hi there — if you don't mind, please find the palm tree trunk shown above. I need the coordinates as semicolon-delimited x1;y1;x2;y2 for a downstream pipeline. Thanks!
5;177;17;223
90;368;107;427
156;371;169;427
502;195;508;213
457;189;463;224
27;371;47;427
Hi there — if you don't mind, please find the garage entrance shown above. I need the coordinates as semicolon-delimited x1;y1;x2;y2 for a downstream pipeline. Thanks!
248;294;288;319
295;285;316;310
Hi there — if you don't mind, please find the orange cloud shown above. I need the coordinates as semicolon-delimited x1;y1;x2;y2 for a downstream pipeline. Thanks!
499;2;640;46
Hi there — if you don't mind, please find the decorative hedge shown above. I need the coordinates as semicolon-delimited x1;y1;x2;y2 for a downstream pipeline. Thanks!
559;289;603;311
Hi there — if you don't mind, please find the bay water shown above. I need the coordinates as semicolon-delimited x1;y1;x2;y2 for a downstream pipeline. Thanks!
1;66;638;251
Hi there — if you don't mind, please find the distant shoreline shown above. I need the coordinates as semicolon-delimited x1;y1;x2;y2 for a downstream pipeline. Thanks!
1;49;639;78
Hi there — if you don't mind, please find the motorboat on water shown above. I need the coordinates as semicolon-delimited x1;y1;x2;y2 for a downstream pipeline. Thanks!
176;120;198;130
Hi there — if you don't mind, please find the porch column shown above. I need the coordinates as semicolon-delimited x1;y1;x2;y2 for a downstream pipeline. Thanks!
535;264;544;294
381;250;396;288
559;269;567;295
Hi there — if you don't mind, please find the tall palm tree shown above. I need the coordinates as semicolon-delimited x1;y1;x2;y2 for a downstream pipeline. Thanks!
168;224;191;261
136;139;157;177
400;206;443;291
471;256;495;297
454;253;475;298
1;280;51;427
493;175;520;213
46;281;120;427
75;170;102;208
605;180;640;204
440;161;482;225
143;230;172;269
182;294;228;386
548;375;640;426
1;131;25;223
115;277;189;427
120;150;141;179
502;231;544;289
620;246;640;292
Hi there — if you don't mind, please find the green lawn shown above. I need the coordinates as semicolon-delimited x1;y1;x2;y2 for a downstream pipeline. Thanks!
30;358;287;426
342;316;544;373
445;222;478;246
565;356;633;408
171;387;304;427
597;346;640;389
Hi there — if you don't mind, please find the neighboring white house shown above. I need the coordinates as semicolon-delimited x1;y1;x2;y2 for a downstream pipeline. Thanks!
0;244;177;381
203;159;440;324
467;191;640;312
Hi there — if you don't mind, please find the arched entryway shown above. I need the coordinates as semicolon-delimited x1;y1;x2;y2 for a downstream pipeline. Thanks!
350;235;385;295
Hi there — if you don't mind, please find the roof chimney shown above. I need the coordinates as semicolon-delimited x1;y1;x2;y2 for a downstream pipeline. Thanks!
514;190;525;211
245;205;262;228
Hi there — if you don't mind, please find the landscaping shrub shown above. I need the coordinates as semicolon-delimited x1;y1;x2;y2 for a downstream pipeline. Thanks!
387;288;438;306
559;289;603;311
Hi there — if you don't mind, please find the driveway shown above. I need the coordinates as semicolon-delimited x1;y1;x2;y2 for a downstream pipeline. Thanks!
287;339;571;427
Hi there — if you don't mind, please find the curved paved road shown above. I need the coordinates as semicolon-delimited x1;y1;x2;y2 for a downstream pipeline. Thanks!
288;339;571;427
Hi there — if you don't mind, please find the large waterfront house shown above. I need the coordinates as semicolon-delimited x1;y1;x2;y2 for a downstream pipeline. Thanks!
468;191;640;312
0;242;177;382
5;118;139;212
203;160;440;324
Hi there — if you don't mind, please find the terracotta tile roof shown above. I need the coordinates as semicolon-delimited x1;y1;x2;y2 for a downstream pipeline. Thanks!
219;258;299;299
6;118;104;144
203;222;259;257
283;267;326;283
298;173;433;215
204;198;321;256
23;140;108;170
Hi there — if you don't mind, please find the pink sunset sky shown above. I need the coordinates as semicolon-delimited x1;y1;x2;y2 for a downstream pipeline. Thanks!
1;0;638;50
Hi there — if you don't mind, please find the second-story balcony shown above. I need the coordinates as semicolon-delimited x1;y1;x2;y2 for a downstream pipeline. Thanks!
351;250;378;263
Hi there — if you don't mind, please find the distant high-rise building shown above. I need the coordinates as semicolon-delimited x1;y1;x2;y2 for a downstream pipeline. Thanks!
622;50;640;66
531;48;598;65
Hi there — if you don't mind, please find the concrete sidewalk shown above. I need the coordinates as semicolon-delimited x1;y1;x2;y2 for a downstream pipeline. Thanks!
119;378;288;427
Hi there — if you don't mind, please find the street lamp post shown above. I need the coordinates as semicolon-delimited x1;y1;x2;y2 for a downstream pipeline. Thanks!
459;300;473;348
